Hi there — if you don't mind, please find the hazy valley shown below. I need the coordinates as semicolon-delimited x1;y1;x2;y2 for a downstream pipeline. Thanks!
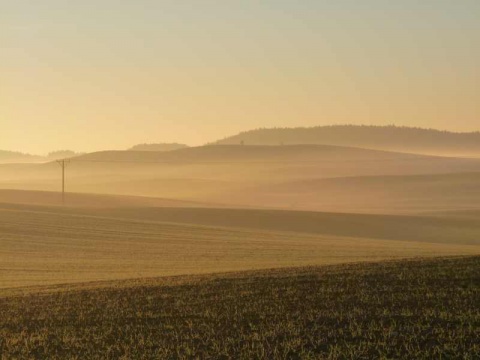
2;126;480;358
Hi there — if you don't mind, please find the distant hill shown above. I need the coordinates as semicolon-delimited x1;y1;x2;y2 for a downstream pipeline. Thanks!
214;125;480;157
0;149;83;163
72;144;428;164
4;144;480;214
47;150;83;160
129;143;188;152
0;150;45;164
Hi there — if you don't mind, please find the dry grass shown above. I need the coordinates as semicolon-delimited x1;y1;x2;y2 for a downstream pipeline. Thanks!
1;256;479;359
1;206;479;290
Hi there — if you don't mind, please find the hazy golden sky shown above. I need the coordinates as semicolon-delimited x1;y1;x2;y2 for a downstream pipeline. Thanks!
1;1;479;154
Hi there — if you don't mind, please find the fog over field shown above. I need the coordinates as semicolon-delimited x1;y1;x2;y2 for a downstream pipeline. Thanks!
2;141;480;214
2;128;480;293
2;1;480;356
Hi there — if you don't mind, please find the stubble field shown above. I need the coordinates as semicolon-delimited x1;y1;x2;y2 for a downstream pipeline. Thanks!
1;256;479;359
2;205;479;290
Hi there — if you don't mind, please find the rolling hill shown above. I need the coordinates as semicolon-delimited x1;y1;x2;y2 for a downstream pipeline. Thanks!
0;189;216;208
215;125;480;157
0;150;82;164
1;203;479;289
68;206;480;246
2;145;480;213
129;143;189;151
231;172;480;213
0;150;45;164
72;144;428;163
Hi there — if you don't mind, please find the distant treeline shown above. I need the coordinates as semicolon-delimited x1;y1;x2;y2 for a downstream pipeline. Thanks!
48;150;84;159
0;143;189;164
129;143;189;152
215;125;480;156
0;150;43;163
0;149;83;163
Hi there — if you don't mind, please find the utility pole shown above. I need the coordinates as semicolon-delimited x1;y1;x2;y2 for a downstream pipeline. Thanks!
56;159;69;205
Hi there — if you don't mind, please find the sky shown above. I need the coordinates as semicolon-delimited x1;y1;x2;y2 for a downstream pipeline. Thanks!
1;0;479;154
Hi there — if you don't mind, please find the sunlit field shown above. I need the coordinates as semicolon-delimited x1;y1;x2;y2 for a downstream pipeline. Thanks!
3;0;480;358
1;256;479;359
2;205;479;290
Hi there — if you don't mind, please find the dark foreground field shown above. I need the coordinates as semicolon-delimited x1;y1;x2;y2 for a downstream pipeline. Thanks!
1;257;479;359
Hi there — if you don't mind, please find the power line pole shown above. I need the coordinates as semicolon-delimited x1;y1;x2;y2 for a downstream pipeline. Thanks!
56;159;69;205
